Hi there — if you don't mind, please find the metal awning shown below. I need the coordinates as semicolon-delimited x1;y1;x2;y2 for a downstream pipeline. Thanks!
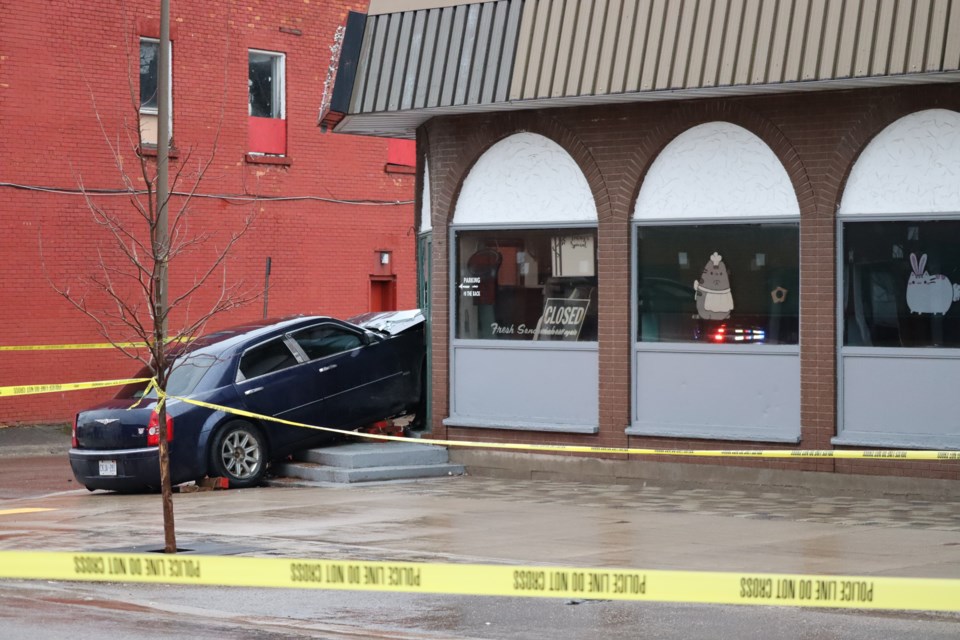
327;0;960;138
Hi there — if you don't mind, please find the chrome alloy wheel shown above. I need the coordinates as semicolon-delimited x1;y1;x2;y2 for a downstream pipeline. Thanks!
219;428;262;479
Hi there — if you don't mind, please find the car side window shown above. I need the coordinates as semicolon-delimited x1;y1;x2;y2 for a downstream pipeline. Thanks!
290;325;364;361
238;339;298;381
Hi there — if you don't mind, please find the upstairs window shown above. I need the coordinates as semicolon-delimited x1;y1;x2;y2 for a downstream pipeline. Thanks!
139;38;171;146
248;50;286;155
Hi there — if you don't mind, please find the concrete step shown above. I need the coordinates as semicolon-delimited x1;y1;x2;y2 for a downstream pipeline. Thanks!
293;441;451;469
271;460;464;484
271;441;464;484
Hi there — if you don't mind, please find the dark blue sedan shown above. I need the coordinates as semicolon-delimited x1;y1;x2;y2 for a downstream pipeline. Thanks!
69;311;425;492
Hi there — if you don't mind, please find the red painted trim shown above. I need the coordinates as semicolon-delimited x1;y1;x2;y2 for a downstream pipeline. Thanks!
248;117;286;155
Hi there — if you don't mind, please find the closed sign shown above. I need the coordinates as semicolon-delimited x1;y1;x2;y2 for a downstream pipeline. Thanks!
537;298;590;341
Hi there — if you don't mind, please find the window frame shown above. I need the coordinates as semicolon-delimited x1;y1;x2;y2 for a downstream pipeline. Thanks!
139;37;173;141
248;49;286;120
287;322;368;363
837;213;960;351
632;217;801;349
835;211;960;448
449;222;600;347
235;336;304;384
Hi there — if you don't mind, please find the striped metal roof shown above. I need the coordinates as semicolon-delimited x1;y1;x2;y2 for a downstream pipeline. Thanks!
333;0;960;137
349;1;523;114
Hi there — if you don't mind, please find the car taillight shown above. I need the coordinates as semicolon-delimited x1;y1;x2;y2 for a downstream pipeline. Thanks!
71;414;79;448
147;410;174;446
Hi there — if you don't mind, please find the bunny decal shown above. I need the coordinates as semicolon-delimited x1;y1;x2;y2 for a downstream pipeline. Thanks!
906;253;960;315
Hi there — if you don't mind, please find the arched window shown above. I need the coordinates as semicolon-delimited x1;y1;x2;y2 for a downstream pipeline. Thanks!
838;109;960;449
630;122;801;442
446;133;599;433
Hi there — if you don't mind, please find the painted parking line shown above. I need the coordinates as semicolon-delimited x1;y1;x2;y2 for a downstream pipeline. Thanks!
0;508;57;517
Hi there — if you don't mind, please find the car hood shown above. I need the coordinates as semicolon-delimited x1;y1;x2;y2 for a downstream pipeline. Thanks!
348;309;424;335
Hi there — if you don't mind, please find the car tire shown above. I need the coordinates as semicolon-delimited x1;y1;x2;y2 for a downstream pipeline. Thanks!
209;421;268;489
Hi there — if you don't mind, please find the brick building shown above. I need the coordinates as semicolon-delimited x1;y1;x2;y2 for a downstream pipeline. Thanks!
326;0;960;483
0;0;416;424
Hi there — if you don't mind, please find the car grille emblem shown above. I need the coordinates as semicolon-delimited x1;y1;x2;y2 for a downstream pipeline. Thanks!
95;418;119;425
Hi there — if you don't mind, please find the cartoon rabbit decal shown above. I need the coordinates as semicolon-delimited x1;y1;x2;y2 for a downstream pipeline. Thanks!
906;253;960;315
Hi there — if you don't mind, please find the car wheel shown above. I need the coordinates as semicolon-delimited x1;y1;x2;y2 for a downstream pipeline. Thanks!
209;421;268;489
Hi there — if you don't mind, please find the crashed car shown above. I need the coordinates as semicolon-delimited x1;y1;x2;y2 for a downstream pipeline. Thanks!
69;310;426;492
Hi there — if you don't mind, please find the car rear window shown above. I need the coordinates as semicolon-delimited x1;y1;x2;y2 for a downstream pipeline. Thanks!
114;353;217;399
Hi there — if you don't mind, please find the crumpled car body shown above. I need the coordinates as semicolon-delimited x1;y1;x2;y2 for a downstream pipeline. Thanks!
68;311;426;492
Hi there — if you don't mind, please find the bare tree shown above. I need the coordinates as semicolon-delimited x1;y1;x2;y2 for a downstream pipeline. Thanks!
41;8;256;553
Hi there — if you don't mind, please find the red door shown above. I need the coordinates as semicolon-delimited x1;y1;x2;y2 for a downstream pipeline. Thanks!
370;278;397;312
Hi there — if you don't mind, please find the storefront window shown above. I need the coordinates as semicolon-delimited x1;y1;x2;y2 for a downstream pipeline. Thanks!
637;223;799;344
843;220;960;348
455;229;598;341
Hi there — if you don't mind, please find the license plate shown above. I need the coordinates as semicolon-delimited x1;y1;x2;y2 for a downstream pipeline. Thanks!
99;460;117;476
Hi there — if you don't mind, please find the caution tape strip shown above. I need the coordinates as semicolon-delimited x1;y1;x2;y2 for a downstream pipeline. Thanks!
0;338;194;352
0;342;145;352
167;391;960;461
3;375;959;460
0;378;152;398
0;551;956;611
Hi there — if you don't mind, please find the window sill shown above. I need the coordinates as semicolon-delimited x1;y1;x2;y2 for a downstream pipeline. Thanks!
443;417;599;434
245;154;292;166
384;163;416;175
138;145;180;159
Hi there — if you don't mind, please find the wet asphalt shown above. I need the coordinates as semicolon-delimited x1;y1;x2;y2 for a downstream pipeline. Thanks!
1;424;959;638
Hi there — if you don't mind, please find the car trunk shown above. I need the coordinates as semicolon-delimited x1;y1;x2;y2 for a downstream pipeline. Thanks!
76;399;157;450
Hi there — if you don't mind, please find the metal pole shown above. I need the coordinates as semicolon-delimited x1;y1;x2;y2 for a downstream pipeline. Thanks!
263;257;272;319
156;0;176;555
157;0;170;325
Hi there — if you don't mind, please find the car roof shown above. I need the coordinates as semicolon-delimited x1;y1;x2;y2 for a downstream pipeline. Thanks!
181;315;334;357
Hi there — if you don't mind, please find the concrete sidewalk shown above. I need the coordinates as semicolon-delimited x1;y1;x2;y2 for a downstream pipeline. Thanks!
1;422;959;582
0;424;70;458
2;468;959;582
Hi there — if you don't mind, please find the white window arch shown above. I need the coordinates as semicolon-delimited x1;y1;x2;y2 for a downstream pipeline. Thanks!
455;132;596;225
840;109;960;215
635;121;799;219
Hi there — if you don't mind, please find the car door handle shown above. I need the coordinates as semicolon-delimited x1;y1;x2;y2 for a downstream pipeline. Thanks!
244;386;264;396
318;364;338;373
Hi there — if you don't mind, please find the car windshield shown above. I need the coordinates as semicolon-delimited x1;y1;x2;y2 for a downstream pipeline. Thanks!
115;352;219;400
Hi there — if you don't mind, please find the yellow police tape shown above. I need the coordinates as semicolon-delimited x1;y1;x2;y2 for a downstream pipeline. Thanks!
0;342;142;352
167;391;960;461
0;550;957;611
0;338;193;352
0;378;152;398
4;375;960;460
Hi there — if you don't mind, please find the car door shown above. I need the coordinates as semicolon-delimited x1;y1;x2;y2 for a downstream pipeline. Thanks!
235;336;326;451
288;322;406;429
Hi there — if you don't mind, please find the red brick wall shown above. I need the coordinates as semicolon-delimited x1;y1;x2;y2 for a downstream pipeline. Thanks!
421;83;960;480
0;1;415;424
